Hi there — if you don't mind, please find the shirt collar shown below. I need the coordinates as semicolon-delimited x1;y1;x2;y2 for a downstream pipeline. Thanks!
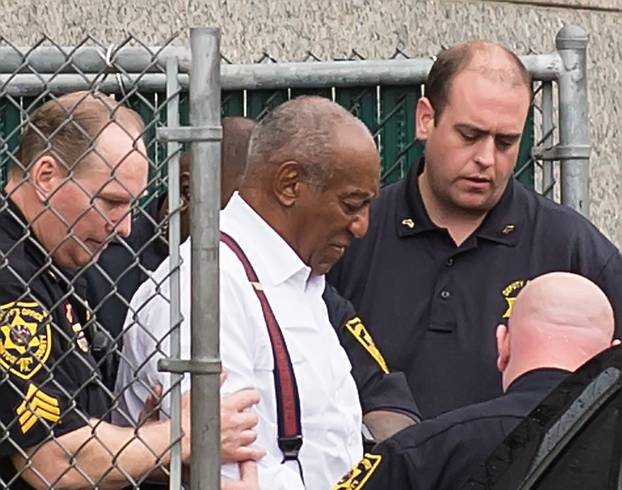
395;160;437;238
221;192;317;290
1;193;48;267
506;368;570;395
396;159;523;246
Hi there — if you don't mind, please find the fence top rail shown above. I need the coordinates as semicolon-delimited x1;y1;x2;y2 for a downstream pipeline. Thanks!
0;46;561;92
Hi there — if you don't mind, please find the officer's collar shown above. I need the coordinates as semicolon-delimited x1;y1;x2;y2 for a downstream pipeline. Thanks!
1;193;26;235
396;159;523;246
1;192;72;281
1;193;47;264
395;159;437;237
506;368;570;395
475;178;523;246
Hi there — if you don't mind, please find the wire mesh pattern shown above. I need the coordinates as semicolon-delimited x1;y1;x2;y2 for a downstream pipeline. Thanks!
0;31;575;489
0;34;186;489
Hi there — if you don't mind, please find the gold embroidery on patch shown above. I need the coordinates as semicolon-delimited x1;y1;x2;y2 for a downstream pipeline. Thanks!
0;301;52;380
332;453;383;489
16;383;61;434
345;317;389;374
501;280;526;319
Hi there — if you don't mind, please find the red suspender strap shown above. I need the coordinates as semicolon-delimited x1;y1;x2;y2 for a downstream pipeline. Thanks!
220;232;304;468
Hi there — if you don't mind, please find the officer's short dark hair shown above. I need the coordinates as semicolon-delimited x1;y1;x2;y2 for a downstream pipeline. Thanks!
13;91;145;176
425;41;532;122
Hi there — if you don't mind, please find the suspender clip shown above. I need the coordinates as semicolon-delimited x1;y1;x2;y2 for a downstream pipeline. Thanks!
278;435;303;460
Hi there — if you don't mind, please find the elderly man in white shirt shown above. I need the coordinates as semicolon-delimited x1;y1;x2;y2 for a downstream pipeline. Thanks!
115;96;381;489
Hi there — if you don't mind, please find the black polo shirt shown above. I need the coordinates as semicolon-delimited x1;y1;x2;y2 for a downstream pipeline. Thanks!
323;283;420;420
0;197;109;489
333;368;569;490
328;163;622;418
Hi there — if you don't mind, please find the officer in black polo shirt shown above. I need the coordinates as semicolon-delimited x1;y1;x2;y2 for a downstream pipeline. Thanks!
0;92;194;489
328;40;622;419
332;272;617;490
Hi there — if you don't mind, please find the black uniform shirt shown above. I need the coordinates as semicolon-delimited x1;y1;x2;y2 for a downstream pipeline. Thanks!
329;163;622;418
0;197;109;488
323;283;420;419
333;368;569;490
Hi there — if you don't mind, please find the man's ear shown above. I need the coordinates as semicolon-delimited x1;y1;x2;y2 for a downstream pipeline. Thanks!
180;171;191;205
273;161;304;207
415;96;436;141
496;324;510;373
30;155;64;202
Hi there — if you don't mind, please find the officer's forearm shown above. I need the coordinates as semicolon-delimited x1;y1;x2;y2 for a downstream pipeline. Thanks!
363;409;417;442
12;418;177;490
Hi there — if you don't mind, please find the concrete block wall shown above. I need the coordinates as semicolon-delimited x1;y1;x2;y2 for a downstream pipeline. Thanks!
1;0;619;245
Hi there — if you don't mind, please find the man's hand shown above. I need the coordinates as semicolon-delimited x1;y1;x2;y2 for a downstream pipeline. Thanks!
221;389;265;462
222;461;259;490
363;409;417;442
139;384;163;425
180;390;192;463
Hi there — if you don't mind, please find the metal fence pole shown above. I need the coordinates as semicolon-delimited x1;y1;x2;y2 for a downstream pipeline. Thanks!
166;56;183;490
541;82;555;199
556;25;591;217
189;27;222;490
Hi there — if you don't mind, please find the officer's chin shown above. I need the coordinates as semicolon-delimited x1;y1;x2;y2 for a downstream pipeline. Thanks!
62;246;103;271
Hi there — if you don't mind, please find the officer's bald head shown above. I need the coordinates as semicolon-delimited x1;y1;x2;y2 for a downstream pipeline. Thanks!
497;272;615;391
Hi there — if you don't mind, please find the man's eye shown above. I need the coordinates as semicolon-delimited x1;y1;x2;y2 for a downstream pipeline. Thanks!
95;197;124;208
460;131;478;142
496;139;515;151
343;201;364;213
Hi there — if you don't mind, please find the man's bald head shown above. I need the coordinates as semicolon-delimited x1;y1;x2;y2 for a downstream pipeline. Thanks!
497;272;615;390
426;40;531;122
242;96;373;191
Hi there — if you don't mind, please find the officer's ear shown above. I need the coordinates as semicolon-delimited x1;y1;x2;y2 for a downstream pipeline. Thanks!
30;155;65;202
415;96;435;141
496;324;510;373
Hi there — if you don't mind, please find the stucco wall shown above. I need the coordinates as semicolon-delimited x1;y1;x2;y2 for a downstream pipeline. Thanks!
1;0;620;245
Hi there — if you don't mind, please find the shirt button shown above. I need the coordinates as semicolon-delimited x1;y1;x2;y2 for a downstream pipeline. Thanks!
446;258;454;267
440;290;451;300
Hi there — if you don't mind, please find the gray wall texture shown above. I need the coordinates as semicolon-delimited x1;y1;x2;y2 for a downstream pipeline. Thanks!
0;0;620;245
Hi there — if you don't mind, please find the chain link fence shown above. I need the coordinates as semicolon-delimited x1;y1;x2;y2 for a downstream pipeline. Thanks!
0;25;590;489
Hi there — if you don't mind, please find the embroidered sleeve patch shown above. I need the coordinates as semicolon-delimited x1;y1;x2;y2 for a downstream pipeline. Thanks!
16;383;61;434
0;300;52;380
332;453;383;489
345;317;389;374
501;280;526;319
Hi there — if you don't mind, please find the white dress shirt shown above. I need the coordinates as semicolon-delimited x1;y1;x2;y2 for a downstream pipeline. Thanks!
115;192;363;489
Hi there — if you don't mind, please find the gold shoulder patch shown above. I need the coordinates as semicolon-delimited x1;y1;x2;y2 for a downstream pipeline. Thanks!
16;383;61;433
345;317;389;374
332;453;383;489
0;301;52;380
501;280;527;319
